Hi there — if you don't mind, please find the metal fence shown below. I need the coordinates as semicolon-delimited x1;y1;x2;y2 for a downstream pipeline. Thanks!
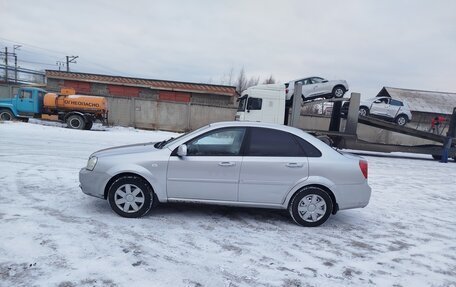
0;64;45;85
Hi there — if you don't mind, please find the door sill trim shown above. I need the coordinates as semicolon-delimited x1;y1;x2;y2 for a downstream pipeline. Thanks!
167;198;284;209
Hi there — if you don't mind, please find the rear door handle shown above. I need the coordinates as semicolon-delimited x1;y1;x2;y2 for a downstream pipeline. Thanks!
286;162;303;168
219;162;235;167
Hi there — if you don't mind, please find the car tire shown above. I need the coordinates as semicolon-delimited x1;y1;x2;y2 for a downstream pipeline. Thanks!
0;109;15;121
332;86;346;98
359;107;369;117
84;120;93;130
66;114;85;130
289;187;333;227
395;115;408;126
107;175;154;218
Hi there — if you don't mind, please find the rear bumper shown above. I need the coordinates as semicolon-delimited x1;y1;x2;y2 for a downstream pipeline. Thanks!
334;182;371;211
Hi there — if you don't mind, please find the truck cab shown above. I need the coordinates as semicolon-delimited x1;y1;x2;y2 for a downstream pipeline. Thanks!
0;87;46;119
235;84;286;124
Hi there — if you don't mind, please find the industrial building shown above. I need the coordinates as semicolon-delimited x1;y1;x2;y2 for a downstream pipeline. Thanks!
45;70;238;132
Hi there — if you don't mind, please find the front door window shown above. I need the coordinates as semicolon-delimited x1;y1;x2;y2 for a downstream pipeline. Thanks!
187;128;245;156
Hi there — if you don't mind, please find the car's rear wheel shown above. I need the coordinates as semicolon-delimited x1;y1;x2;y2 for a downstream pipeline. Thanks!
395;115;408;126
66;114;85;129
0;109;15;121
84;120;93;130
107;175;154;218
332;86;346;98
289;187;333;227
359;107;369;116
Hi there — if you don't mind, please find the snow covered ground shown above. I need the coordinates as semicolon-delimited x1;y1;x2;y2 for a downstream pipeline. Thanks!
0;120;455;287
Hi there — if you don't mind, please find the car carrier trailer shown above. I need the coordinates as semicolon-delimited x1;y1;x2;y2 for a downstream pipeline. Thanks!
288;83;456;162
235;82;456;161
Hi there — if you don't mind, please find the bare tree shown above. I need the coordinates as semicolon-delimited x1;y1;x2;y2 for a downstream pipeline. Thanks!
246;76;260;88
220;67;234;86
235;67;247;93
263;74;276;84
226;68;234;86
227;68;276;93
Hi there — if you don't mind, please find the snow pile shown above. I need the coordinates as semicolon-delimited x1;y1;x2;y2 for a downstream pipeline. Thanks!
0;121;455;287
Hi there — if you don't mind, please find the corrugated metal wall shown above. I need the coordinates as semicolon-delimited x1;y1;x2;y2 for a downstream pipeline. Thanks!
106;96;236;132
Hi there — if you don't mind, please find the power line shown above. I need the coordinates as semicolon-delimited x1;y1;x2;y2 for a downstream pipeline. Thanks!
0;36;68;56
0;37;137;77
18;59;58;66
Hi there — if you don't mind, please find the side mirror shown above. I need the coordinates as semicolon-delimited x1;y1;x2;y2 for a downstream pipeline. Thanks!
322;80;328;83
177;144;187;157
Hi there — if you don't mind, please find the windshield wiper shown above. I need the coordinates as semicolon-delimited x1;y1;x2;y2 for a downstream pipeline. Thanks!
155;137;175;149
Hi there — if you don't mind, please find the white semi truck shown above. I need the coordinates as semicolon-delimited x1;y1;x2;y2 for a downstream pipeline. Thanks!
235;84;286;124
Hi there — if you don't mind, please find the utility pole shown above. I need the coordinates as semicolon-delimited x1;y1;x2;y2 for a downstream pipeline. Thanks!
66;55;78;72
4;47;8;82
56;61;65;71
13;45;21;83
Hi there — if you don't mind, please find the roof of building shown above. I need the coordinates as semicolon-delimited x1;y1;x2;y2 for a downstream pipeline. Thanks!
45;70;237;97
377;87;456;115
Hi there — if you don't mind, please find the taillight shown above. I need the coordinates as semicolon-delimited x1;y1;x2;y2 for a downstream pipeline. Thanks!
285;88;289;94
359;160;368;179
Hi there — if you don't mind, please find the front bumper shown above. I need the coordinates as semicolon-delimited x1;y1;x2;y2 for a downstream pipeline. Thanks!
79;168;111;199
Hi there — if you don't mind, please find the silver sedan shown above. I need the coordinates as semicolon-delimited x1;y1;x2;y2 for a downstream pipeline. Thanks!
79;121;371;227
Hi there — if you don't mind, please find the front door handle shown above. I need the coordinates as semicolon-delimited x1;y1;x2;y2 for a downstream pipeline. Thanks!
286;162;303;168
219;162;235;167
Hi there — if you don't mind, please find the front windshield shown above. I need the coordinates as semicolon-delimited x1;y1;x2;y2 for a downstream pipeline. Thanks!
312;77;325;83
237;95;247;111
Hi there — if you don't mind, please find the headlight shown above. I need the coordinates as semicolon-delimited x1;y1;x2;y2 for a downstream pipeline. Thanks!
86;156;98;171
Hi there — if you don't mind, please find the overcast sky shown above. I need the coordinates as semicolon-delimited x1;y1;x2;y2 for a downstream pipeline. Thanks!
1;0;455;96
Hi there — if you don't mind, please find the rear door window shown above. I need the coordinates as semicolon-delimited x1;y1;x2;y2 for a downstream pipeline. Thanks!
246;127;305;157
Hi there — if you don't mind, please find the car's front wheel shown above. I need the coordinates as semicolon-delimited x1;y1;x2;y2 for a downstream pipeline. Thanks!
332;86;346;98
0;109;15;121
359;107;369;117
395;114;408;126
107;175;154;218
289;187;333;227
